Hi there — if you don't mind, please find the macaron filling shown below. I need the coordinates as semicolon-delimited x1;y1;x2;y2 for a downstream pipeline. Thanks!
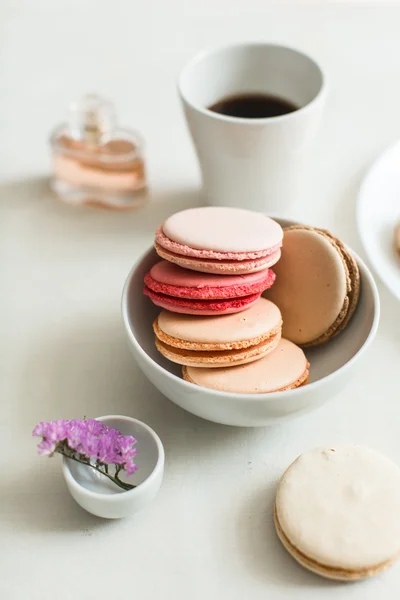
155;333;280;367
144;287;261;315
144;261;276;299
156;226;282;261
155;242;281;273
154;318;282;351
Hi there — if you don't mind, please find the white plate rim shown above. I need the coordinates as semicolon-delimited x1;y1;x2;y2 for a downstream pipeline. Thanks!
357;138;400;301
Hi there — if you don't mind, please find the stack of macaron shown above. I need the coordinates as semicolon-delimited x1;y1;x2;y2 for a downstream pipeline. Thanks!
143;207;361;394
144;205;282;315
143;206;310;394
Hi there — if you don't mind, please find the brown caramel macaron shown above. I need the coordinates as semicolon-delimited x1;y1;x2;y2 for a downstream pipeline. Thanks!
275;446;400;581
153;297;282;368
183;338;309;392
265;225;360;347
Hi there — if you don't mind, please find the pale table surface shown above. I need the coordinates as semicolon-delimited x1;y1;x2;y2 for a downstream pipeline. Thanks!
2;1;400;599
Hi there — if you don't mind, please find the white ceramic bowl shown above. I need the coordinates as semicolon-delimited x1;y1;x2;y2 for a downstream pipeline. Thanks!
122;219;380;427
62;415;164;519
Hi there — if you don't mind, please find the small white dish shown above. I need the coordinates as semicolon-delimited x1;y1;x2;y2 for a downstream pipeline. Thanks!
122;218;380;427
357;139;400;301
62;415;164;519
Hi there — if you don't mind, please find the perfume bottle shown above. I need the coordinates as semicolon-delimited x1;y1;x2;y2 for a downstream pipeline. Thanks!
50;94;147;209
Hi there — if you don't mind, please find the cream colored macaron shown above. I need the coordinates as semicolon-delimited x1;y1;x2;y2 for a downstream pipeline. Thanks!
265;226;360;347
153;298;282;368
275;446;400;581
183;338;309;392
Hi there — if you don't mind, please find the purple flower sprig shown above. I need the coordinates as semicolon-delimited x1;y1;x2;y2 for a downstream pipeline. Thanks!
33;419;138;491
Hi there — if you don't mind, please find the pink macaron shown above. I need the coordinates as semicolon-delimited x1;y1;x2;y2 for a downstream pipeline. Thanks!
155;206;283;275
144;260;276;315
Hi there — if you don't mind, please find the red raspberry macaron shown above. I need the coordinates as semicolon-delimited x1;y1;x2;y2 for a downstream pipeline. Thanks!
144;260;276;315
155;206;283;275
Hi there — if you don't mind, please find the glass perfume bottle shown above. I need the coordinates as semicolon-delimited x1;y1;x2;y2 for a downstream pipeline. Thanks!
50;94;147;209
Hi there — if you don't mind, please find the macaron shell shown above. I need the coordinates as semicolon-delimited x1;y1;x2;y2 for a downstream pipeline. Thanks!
275;446;400;575
155;332;280;367
265;227;351;346
145;260;276;299
155;298;282;347
160;207;283;254
183;338;309;393
155;242;281;274
144;287;260;315
318;232;360;343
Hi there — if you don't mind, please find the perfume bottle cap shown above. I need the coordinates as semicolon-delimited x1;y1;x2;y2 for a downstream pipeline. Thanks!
68;94;116;145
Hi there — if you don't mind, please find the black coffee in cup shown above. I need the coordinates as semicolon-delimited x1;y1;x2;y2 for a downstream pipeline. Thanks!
208;93;298;119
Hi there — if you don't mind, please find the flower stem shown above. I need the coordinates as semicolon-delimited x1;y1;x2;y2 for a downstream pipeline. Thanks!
60;451;135;491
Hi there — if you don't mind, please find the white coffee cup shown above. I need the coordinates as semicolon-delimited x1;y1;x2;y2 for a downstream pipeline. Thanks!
179;43;326;213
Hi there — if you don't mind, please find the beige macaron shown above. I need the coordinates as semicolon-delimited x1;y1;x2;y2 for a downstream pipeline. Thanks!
183;338;309;392
265;225;360;347
275;445;400;581
153;297;282;368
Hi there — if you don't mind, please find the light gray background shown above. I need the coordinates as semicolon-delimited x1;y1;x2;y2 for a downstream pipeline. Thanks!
2;1;400;599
